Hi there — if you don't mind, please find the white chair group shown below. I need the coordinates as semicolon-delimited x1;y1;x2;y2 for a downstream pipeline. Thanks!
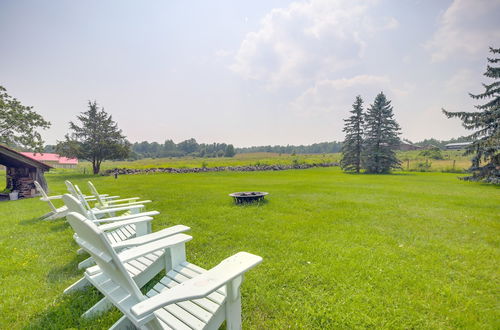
36;180;262;329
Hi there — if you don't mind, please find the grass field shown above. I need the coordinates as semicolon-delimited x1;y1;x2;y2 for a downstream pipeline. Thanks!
0;167;498;329
64;150;471;174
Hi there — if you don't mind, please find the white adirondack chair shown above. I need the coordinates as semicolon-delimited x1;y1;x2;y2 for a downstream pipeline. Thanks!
70;182;148;220
65;180;119;203
67;211;262;330
62;193;160;270
63;196;190;319
87;181;152;209
34;181;68;220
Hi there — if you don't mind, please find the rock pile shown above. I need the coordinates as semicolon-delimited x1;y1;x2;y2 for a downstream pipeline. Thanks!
103;162;338;176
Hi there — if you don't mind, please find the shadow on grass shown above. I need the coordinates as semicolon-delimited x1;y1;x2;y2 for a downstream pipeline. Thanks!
24;288;115;330
18;217;42;226
46;253;86;283
231;199;269;207
49;221;70;232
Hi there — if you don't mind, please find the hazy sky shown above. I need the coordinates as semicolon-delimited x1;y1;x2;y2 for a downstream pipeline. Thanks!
1;0;499;147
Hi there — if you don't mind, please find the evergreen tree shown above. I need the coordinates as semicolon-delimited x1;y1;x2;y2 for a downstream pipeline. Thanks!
340;95;364;173
443;47;500;184
56;101;130;174
363;92;401;173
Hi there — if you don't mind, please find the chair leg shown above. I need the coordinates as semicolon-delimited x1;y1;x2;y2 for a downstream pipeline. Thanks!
39;211;55;220
78;257;95;269
63;276;91;294
225;276;243;330
82;297;113;319
109;315;137;330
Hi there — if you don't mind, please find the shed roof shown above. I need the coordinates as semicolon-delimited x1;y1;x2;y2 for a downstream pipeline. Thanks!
0;144;52;170
20;152;78;165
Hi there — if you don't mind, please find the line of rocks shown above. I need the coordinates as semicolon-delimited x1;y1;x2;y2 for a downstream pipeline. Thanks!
103;162;339;176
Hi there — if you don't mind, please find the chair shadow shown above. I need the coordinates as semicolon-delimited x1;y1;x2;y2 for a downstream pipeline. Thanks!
18;217;42;225
49;221;70;232
24;287;115;329
46;253;87;284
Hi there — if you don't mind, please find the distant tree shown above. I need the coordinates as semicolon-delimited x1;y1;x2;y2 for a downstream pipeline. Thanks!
56;101;130;174
340;96;364;173
224;144;236;157
419;147;443;160
363;92;401;173
177;138;199;154
443;47;499;183
0;85;51;151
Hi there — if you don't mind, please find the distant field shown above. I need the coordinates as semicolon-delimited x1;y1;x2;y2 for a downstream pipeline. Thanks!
48;150;472;175
75;153;342;173
0;168;498;329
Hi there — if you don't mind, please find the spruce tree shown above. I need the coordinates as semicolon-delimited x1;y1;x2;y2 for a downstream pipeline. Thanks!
340;95;364;173
443;47;499;184
363;92;401;173
56;101;130;174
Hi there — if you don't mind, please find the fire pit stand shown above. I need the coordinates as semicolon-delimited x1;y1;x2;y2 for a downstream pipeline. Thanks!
229;191;269;204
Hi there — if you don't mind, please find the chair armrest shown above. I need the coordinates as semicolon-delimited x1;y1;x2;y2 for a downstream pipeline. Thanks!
92;210;160;223
99;195;120;200
40;195;63;201
111;225;190;249
105;197;141;203
97;216;153;231
92;204;145;215
99;200;151;208
118;234;192;263
131;252;263;319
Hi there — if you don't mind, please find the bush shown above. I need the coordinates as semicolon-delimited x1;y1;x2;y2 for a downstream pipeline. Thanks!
419;148;443;160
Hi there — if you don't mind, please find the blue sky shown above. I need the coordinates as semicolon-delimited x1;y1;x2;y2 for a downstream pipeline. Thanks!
1;0;499;146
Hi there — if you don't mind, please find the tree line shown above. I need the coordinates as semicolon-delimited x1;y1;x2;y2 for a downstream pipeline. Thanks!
130;139;235;159
236;141;342;154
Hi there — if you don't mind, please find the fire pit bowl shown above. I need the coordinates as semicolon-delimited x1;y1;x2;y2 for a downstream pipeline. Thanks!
229;191;269;204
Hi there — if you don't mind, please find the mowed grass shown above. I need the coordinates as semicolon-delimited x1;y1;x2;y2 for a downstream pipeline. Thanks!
0;168;499;329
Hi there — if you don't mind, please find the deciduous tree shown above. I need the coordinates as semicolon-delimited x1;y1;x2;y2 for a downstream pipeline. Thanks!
0;86;50;151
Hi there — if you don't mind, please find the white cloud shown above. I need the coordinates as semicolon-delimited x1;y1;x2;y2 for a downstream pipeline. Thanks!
290;75;392;116
426;0;500;62
215;49;233;57
230;0;398;88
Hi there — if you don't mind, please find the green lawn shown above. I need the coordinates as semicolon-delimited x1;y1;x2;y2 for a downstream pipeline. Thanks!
0;168;498;329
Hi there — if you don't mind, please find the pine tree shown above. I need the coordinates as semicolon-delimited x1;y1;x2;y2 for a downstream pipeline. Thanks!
340;96;364;173
443;47;500;184
363;92;401;173
56;101;130;174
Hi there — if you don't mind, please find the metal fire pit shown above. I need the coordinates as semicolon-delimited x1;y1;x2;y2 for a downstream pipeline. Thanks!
229;191;269;204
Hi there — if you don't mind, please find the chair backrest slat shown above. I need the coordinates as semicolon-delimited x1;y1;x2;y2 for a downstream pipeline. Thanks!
87;181;107;207
62;194;94;220
34;181;57;212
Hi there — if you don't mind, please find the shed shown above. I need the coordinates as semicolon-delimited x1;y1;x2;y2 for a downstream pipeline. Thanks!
445;142;472;150
20;152;78;168
0;144;52;198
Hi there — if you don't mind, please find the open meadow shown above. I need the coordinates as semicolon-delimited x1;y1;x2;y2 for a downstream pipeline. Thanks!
69;150;471;174
0;165;498;329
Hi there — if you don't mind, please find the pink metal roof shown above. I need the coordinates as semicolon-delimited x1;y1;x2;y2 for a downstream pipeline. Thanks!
20;152;78;165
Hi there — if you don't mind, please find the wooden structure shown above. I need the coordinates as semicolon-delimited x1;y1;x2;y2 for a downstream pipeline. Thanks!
0;144;52;198
20;152;78;168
